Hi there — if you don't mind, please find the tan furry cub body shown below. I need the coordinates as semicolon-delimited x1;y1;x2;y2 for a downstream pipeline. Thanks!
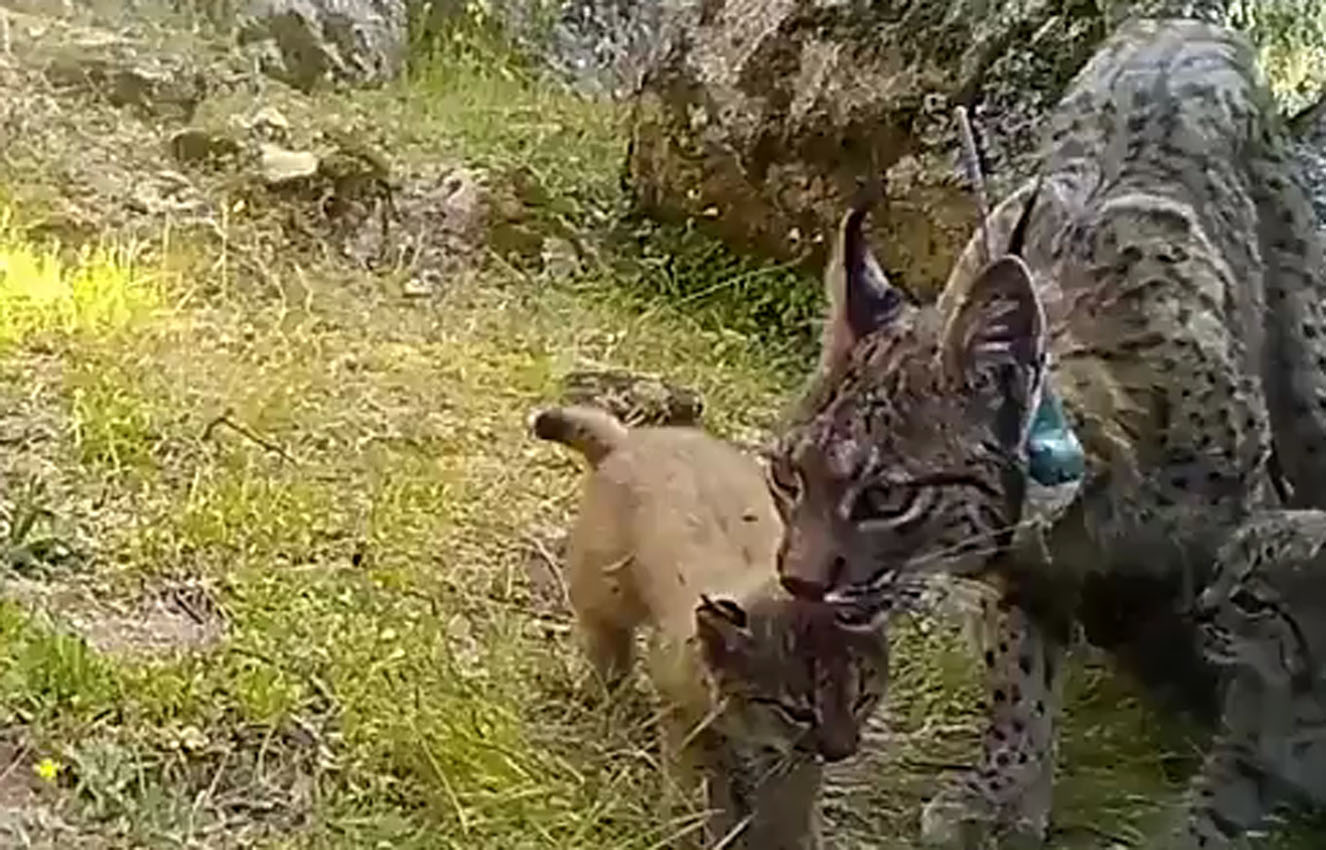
533;405;887;850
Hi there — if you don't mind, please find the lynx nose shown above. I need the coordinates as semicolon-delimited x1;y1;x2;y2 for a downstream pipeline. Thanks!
817;725;860;763
781;575;826;600
780;556;845;601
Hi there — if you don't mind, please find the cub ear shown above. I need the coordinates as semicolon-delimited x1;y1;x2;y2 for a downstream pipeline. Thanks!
818;194;907;379
695;595;752;668
941;256;1047;451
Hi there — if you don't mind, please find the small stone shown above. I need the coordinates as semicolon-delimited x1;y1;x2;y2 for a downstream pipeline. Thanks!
402;276;433;297
259;144;320;185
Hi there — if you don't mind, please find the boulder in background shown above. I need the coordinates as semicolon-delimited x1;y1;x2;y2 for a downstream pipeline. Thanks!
238;0;408;91
624;1;1242;299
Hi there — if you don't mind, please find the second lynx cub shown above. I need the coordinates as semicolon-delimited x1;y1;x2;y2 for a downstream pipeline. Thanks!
534;405;887;849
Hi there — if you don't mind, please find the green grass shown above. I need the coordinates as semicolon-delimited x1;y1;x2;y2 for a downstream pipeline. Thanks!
0;209;164;349
0;27;1320;850
386;53;823;357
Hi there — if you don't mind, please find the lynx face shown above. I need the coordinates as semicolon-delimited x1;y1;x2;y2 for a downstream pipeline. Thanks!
694;594;888;762
768;201;1048;624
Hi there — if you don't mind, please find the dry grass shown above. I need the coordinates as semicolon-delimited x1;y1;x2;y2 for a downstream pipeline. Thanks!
0;15;1321;850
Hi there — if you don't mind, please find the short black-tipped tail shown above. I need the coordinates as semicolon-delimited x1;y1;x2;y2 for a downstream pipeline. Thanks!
531;405;629;467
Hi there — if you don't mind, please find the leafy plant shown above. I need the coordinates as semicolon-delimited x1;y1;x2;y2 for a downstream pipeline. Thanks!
1;480;80;577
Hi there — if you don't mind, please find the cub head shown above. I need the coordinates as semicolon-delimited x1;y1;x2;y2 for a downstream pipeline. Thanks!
1195;553;1322;689
768;193;1048;624
692;593;888;763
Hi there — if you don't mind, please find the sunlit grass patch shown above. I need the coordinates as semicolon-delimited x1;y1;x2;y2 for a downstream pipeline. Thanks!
0;209;164;348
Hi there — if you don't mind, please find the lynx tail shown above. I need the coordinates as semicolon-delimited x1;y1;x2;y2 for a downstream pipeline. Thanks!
531;405;630;467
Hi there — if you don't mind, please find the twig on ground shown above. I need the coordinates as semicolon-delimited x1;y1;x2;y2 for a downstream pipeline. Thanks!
189;744;233;825
0;741;30;789
201;410;296;464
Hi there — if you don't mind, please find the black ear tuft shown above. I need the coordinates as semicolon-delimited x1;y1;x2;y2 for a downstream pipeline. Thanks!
816;192;907;379
1006;175;1044;258
698;595;748;629
695;596;752;668
840;204;904;340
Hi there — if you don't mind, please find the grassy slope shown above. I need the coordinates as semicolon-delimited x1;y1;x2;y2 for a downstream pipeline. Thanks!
0;31;1319;850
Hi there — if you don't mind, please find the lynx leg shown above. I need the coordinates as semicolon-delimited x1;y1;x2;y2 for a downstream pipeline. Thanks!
1250;145;1326;509
921;599;1064;848
576;613;635;692
566;543;639;691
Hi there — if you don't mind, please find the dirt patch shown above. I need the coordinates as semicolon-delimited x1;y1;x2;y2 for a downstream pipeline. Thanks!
3;576;227;658
80;579;227;656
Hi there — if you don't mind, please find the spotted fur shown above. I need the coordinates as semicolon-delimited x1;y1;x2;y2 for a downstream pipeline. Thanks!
769;19;1326;847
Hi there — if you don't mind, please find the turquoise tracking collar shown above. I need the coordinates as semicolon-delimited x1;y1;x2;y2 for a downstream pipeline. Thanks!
1026;385;1085;486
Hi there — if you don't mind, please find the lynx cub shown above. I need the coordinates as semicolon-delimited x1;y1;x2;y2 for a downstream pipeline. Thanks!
534;405;888;849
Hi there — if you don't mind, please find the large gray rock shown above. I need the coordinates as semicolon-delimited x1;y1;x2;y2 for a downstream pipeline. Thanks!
411;0;693;97
625;0;1235;299
237;0;408;91
538;0;692;97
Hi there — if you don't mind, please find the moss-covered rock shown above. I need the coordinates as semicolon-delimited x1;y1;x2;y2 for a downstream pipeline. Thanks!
622;1;1326;299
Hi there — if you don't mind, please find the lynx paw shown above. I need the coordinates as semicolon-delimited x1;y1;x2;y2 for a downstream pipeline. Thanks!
919;782;1048;849
920;791;995;849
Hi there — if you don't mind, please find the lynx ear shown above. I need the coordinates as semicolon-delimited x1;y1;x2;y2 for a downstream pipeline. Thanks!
695;595;752;669
941;256;1047;451
819;197;906;378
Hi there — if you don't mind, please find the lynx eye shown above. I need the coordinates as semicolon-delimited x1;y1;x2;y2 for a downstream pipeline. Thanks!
766;457;803;502
849;481;925;527
1230;588;1271;615
753;697;815;726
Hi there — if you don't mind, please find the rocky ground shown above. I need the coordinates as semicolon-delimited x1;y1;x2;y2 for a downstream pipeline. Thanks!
0;3;1321;850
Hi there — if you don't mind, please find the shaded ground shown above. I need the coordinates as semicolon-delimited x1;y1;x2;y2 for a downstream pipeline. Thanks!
0;6;1321;850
